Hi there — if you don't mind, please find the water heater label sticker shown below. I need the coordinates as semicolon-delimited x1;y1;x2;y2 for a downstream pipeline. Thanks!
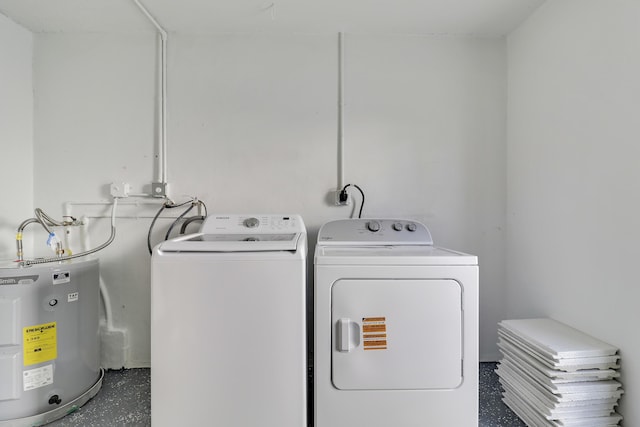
23;364;54;391
23;322;57;366
52;271;70;285
362;317;388;350
68;292;79;302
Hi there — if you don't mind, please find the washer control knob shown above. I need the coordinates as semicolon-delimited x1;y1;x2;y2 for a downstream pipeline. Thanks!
366;221;381;232
243;217;260;228
392;222;403;231
406;223;417;232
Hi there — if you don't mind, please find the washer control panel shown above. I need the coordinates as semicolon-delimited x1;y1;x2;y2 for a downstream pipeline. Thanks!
200;214;305;234
318;219;433;245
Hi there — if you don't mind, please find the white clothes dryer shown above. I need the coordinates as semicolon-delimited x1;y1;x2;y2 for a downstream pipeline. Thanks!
314;219;478;427
151;214;307;427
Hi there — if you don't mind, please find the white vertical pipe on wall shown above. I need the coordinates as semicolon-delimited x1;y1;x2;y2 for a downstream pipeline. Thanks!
337;32;345;190
132;0;168;184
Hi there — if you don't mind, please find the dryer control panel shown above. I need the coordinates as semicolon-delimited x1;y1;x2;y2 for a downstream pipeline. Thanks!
317;219;433;246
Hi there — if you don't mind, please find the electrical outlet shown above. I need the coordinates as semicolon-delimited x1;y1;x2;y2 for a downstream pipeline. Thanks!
110;182;131;198
335;189;350;206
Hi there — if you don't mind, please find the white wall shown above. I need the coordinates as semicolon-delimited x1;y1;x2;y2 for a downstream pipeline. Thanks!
0;14;33;260
32;33;507;366
344;35;506;362
507;0;640;424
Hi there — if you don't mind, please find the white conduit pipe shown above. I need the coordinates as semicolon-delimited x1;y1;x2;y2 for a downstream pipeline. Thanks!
337;32;345;190
133;0;168;184
78;216;115;331
64;200;166;209
64;200;184;219
80;217;115;331
100;276;115;330
63;206;118;333
64;204;116;331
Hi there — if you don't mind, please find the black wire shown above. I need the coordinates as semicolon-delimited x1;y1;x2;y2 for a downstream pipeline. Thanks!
199;200;208;217
164;204;195;241
147;203;167;255
342;184;365;218
147;199;209;254
174;200;207;234
167;199;195;209
180;215;206;234
178;200;208;234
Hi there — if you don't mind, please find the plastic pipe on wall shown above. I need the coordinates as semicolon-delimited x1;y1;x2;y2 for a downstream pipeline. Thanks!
63;205;119;333
63;200;182;220
132;0;168;185
337;32;345;190
74;215;115;332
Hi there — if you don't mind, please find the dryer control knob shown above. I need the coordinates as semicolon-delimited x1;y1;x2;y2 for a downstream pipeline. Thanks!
406;222;417;232
392;222;403;231
243;217;260;228
366;221;381;232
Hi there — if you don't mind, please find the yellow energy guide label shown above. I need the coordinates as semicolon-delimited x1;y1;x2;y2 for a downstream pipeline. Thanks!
23;322;57;366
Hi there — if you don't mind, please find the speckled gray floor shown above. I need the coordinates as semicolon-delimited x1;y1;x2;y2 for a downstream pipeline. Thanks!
42;363;523;426
45;368;151;427
479;362;526;427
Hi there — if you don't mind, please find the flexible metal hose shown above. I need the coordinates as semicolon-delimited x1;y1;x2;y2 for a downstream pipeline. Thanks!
19;199;118;267
16;218;39;262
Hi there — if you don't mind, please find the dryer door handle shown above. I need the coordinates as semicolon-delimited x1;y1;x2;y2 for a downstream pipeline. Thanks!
336;318;360;352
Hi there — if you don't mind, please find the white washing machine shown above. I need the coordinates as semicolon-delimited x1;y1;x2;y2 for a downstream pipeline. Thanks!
314;219;478;427
151;214;307;427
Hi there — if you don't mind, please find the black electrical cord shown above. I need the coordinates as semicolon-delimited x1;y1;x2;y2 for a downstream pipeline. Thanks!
179;215;206;234
341;184;365;218
147;198;205;255
147;203;168;255
168;199;197;209
174;200;208;235
164;203;195;241
147;199;198;255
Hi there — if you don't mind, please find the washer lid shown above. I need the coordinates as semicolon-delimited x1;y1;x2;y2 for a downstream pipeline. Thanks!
157;232;301;252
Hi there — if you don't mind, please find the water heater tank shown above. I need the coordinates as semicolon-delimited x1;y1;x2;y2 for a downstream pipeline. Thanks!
0;258;103;426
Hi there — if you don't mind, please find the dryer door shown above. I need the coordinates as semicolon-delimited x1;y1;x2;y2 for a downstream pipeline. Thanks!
331;279;462;390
